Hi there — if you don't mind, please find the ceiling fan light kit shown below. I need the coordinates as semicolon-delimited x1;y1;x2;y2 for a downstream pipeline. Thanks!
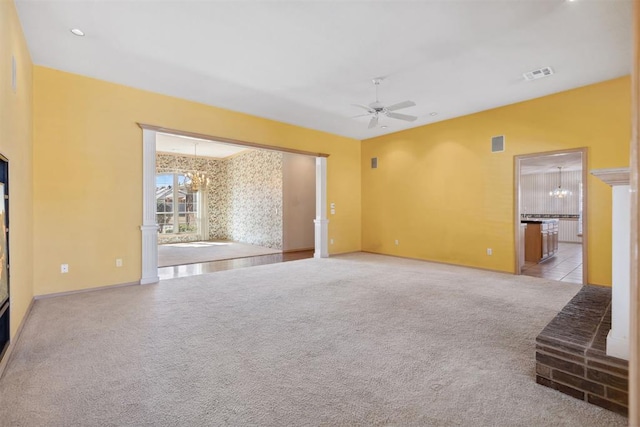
352;78;418;129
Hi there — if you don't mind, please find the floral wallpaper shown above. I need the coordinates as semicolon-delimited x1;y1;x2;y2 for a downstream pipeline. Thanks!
226;150;283;249
206;160;230;241
156;150;283;249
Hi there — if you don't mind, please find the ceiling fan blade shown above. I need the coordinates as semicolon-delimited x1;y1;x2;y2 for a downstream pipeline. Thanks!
351;113;372;119
368;115;378;129
386;112;417;122
352;104;374;113
386;100;416;111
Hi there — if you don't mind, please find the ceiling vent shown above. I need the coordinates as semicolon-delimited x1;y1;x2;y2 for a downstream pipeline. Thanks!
523;67;554;81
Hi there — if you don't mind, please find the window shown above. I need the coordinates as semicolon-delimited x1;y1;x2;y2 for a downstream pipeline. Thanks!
156;173;199;234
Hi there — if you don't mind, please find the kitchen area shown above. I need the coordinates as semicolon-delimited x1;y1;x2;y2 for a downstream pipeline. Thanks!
518;151;584;284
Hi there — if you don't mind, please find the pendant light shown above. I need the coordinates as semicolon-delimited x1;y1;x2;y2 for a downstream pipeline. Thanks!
185;143;210;192
549;166;571;198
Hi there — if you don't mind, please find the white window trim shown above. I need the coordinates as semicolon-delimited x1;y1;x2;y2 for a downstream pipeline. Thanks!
156;173;201;237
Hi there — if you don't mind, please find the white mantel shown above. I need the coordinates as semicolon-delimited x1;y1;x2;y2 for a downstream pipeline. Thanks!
591;167;630;360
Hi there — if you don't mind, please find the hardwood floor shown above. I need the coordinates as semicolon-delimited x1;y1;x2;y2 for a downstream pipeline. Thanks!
522;242;583;284
158;250;314;280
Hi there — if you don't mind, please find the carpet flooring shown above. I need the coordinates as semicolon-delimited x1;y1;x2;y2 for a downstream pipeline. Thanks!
158;240;281;267
0;253;626;426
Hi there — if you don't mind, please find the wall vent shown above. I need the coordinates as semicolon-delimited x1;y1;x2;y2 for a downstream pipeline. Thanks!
523;66;553;81
371;157;378;169
491;135;505;153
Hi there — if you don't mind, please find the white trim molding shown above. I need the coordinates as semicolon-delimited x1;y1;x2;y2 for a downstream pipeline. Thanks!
141;129;159;285
591;167;630;360
314;157;329;258
590;167;630;186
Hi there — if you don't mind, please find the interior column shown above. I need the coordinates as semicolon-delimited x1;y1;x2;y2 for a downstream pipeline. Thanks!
629;0;640;422
141;128;159;284
314;157;329;258
591;168;630;360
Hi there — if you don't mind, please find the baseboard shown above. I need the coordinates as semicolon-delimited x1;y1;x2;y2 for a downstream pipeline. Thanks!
283;247;314;253
327;250;361;257
0;296;35;380
359;250;514;276
34;280;141;300
140;276;159;285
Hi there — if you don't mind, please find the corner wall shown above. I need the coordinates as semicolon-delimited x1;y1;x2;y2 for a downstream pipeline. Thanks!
226;150;283;249
0;0;34;337
283;153;315;252
361;77;630;286
33;66;361;296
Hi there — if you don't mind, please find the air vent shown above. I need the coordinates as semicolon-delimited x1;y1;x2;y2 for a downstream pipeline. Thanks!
523;66;553;81
371;157;378;169
491;135;505;153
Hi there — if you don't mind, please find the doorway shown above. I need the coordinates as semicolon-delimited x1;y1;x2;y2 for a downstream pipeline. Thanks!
154;133;317;276
139;124;329;284
514;148;587;284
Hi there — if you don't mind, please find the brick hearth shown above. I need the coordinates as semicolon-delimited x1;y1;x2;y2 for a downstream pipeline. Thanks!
536;285;629;416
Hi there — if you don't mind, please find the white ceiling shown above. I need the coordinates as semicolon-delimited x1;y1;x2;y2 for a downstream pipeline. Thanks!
156;133;250;159
16;0;632;140
520;152;582;175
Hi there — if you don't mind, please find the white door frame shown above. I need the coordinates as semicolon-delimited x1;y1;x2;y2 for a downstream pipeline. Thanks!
139;124;329;284
513;147;588;284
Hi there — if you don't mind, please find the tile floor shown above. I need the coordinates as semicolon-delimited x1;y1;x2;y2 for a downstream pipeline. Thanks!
158;250;314;280
522;242;583;284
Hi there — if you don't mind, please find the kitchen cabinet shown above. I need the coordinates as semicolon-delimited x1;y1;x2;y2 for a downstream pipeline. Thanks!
523;219;559;263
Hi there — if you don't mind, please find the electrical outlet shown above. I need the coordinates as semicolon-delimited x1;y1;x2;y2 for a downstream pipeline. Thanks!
116;258;123;267
330;239;334;245
395;239;399;246
487;248;493;256
61;264;69;273
330;209;335;215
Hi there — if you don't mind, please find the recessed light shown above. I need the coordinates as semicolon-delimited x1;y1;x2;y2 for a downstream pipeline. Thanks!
381;125;388;129
70;28;85;37
429;112;438;116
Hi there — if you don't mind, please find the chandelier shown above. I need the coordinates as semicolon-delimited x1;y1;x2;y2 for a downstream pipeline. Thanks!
549;166;571;198
185;143;210;192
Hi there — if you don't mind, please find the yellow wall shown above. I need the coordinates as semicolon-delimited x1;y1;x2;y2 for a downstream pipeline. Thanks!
28;58;631;293
0;0;34;336
362;77;630;286
33;67;361;295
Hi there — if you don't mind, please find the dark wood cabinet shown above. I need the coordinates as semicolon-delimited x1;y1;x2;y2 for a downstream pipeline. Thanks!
524;220;558;263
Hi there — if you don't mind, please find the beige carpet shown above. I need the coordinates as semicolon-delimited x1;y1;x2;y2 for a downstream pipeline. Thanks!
158;240;281;267
0;253;626;426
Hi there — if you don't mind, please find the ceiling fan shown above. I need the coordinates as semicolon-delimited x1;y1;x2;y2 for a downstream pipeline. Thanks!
352;78;418;129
